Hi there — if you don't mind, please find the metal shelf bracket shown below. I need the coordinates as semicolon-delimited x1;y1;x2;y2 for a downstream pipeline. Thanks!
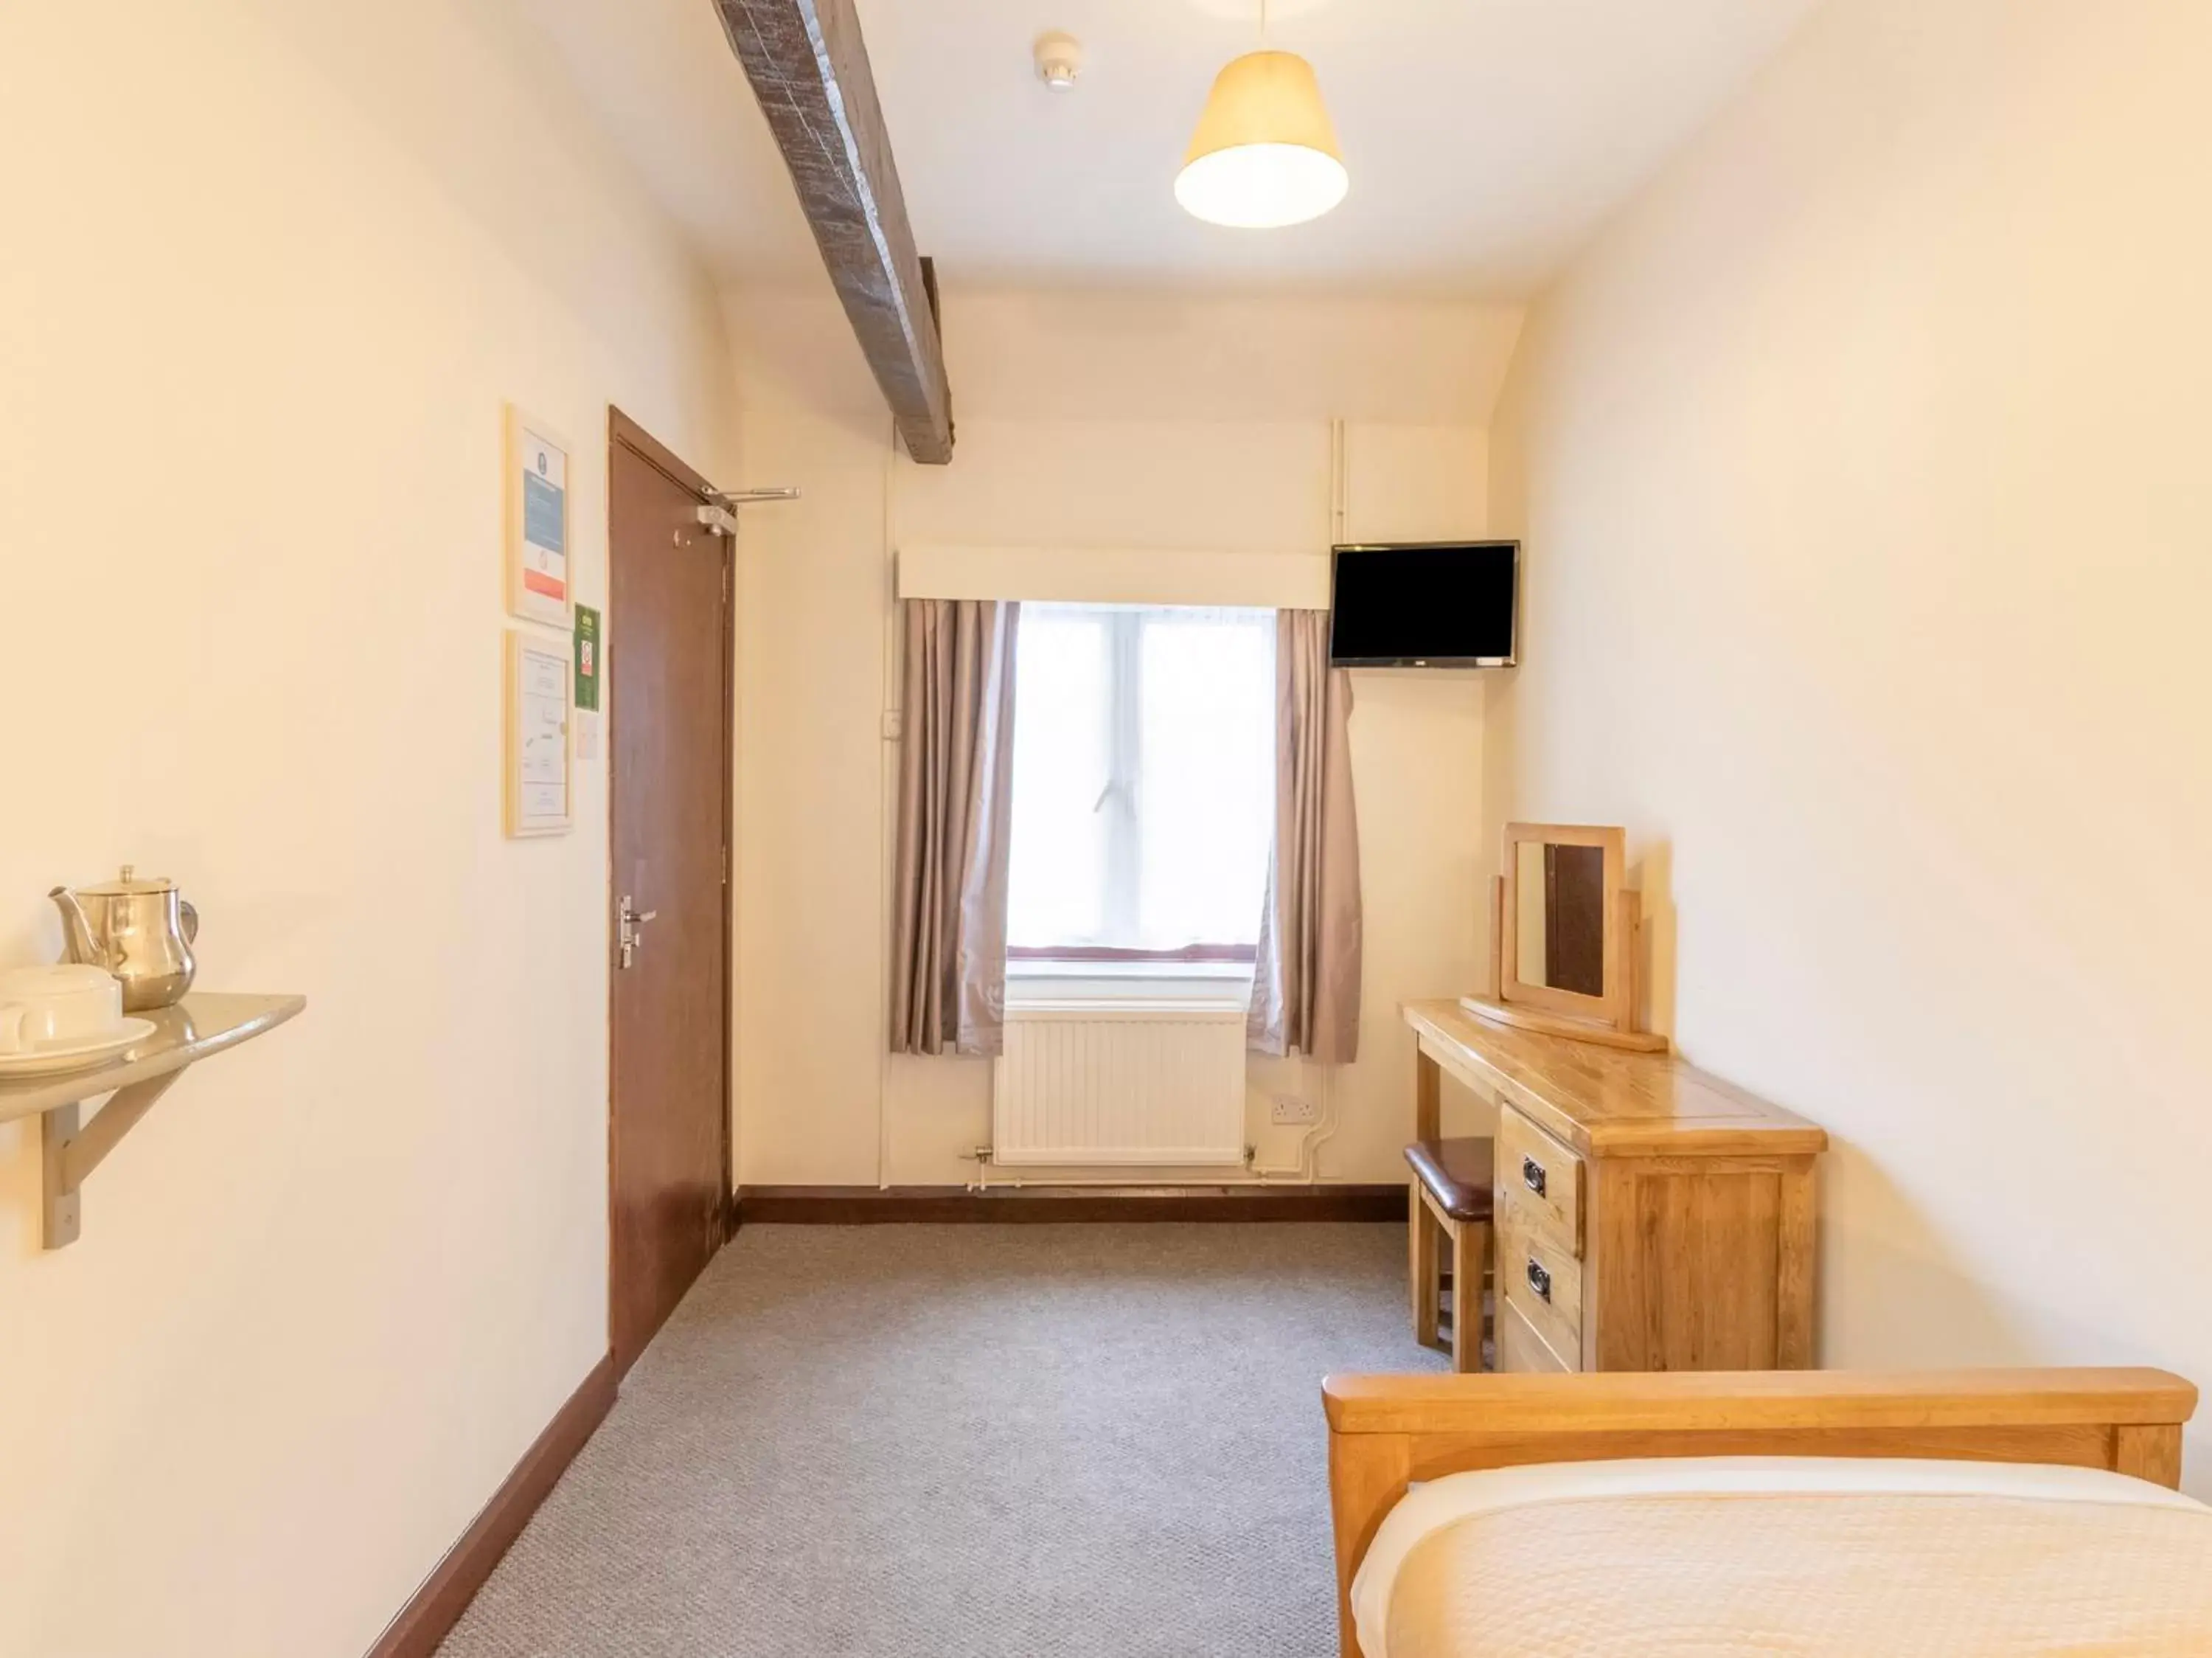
41;1069;186;1248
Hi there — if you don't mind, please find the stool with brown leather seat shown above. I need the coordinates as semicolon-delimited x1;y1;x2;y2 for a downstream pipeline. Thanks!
1405;1056;1495;1370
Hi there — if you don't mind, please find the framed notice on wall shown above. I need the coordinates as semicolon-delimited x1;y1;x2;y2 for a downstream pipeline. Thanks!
504;628;573;836
505;406;571;627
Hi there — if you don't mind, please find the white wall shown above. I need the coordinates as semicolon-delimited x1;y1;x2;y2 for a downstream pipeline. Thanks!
729;289;1521;1186
0;3;733;1651
1486;0;2212;1490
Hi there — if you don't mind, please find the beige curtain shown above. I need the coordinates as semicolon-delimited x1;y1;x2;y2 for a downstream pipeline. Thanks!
1249;609;1363;1062
889;599;1021;1056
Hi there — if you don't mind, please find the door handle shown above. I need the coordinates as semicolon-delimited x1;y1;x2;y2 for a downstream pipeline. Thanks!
617;895;659;970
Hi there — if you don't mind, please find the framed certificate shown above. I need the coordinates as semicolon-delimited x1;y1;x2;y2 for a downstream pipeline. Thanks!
504;629;573;836
505;406;572;627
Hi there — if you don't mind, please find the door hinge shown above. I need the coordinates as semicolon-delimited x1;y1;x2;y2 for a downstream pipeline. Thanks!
722;844;730;887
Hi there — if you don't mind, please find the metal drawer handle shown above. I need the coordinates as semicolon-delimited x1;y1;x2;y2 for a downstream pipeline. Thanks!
1521;1156;1548;1199
1526;1258;1552;1303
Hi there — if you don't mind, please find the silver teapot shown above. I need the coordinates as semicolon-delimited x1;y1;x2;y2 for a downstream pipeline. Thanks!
50;865;199;1011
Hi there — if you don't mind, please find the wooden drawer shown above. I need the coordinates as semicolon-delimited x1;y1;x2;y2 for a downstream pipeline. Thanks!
1497;1293;1574;1374
1500;1218;1583;1370
1498;1106;1584;1258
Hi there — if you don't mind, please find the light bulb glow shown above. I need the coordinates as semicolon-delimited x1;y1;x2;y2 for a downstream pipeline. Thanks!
1175;143;1348;229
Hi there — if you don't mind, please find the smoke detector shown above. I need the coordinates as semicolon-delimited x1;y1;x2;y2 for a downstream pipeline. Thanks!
1034;31;1083;91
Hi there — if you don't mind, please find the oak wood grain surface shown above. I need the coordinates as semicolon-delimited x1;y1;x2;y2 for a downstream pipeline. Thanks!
1407;998;1826;1158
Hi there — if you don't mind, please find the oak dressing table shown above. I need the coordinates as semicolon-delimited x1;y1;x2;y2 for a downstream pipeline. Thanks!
1406;999;1826;1373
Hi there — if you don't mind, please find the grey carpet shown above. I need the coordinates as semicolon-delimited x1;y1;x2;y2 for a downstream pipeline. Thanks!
437;1224;1441;1657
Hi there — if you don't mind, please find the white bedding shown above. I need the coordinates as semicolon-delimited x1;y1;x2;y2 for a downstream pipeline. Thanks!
1351;1456;2211;1658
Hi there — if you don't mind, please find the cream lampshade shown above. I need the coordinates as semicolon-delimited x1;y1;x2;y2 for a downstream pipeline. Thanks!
1175;49;1348;229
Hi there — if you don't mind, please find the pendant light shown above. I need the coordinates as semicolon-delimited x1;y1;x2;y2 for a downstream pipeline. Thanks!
1175;0;1346;229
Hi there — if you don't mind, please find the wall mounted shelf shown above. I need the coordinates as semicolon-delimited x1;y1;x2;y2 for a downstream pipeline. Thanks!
0;992;305;1249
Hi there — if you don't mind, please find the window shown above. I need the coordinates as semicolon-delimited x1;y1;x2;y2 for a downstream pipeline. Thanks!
1007;604;1275;962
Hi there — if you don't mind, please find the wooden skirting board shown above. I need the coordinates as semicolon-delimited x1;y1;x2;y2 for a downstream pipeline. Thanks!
731;1183;1407;1227
365;1352;616;1658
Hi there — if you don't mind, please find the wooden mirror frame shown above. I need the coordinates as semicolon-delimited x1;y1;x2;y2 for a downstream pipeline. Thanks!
1462;822;1668;1053
1498;822;1627;1027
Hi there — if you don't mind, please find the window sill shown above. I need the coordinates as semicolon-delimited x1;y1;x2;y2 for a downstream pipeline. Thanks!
1006;958;1253;1009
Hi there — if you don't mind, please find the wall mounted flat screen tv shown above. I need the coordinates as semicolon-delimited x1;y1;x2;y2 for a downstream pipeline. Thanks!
1328;541;1519;667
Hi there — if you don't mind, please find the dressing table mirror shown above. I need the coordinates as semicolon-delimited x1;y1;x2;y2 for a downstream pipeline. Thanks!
1460;822;1669;1052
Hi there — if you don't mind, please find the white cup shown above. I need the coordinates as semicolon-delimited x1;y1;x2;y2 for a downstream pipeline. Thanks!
0;964;125;1055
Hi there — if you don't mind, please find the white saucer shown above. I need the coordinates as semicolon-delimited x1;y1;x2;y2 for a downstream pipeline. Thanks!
0;1018;158;1077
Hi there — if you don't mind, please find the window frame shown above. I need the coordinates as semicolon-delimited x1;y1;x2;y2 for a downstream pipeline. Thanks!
1005;603;1272;967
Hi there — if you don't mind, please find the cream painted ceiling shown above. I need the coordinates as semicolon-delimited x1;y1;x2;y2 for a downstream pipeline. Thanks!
530;0;1821;297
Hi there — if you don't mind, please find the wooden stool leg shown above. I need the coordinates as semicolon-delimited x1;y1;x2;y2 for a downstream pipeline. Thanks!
1410;1184;1439;1347
1450;1218;1489;1373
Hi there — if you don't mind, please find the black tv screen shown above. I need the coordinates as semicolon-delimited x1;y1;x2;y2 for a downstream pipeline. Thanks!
1328;541;1519;667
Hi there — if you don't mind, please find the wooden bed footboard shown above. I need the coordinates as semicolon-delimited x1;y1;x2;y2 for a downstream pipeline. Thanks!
1323;1366;2198;1658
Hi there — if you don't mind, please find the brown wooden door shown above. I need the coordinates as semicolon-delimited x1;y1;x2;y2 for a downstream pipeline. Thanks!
608;411;731;1376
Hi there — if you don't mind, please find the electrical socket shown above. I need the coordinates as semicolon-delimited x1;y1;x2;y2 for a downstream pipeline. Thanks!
1270;1093;1320;1127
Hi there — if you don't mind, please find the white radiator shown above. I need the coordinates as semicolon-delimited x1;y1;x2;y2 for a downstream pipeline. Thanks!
992;999;1249;1167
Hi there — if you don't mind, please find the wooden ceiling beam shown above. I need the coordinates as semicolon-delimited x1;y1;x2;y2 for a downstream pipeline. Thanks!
714;0;954;463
